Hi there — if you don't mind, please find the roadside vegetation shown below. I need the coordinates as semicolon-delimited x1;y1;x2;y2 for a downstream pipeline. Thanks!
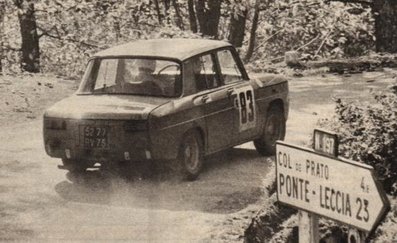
316;82;397;242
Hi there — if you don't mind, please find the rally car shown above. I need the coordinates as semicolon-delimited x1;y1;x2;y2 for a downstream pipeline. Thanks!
43;38;289;180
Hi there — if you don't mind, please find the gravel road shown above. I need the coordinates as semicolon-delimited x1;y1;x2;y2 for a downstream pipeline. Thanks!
0;70;395;242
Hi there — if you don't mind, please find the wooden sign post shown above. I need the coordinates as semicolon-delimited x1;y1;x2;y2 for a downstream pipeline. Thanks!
276;129;390;243
300;129;338;242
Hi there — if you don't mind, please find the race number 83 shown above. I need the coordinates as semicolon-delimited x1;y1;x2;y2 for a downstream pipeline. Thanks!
236;86;256;131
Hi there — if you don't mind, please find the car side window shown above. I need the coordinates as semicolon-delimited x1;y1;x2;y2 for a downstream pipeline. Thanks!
202;54;220;89
217;49;243;84
191;54;220;91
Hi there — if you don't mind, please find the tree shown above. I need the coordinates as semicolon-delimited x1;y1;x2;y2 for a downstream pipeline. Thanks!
228;2;248;47
171;0;184;30
154;0;163;24
14;0;40;73
195;0;221;38
373;0;397;52
244;0;261;62
187;0;198;33
328;0;397;53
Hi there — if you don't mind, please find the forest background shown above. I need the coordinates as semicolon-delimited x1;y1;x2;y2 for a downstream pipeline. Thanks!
1;0;395;77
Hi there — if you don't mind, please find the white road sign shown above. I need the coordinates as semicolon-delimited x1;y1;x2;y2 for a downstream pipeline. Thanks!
276;141;390;232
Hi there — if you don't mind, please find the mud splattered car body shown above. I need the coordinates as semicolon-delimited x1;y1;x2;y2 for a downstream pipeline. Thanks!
43;39;289;179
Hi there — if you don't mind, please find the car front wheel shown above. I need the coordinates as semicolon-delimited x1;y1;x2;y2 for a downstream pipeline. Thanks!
254;105;286;156
177;130;203;181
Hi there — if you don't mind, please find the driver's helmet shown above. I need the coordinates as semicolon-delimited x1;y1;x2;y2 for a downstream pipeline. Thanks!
137;59;156;73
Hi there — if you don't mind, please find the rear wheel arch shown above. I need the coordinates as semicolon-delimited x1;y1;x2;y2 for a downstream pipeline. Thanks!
193;126;206;152
182;124;206;154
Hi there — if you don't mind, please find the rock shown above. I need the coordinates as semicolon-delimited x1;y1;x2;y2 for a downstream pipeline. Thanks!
45;83;54;88
293;72;304;77
285;51;301;68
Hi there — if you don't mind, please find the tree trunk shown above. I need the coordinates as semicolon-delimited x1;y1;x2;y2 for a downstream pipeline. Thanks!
171;0;184;30
154;0;162;24
373;0;397;53
163;0;170;15
187;0;197;33
113;20;121;42
195;0;221;38
228;7;248;47
17;1;40;73
244;0;260;62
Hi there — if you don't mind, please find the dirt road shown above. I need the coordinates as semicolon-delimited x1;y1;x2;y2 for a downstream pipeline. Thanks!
0;71;395;242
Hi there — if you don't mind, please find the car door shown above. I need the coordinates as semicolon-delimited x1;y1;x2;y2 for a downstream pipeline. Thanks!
189;53;236;153
216;48;259;144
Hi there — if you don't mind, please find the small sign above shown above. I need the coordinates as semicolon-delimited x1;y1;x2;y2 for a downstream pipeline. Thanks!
313;129;338;157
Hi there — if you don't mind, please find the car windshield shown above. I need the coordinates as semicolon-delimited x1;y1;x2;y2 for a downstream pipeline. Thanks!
77;58;182;97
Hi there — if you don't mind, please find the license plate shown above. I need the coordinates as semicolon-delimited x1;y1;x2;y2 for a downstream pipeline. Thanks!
83;126;109;149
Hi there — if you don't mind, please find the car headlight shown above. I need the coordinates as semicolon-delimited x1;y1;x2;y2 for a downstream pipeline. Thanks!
44;118;67;130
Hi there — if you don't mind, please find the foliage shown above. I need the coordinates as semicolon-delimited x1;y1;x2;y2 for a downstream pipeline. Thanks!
1;0;377;76
246;0;374;69
2;0;200;77
318;85;397;194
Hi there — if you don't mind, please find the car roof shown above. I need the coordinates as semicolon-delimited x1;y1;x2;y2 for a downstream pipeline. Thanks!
93;38;232;61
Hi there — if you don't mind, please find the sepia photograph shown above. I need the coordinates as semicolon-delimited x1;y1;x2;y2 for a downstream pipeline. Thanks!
0;0;396;242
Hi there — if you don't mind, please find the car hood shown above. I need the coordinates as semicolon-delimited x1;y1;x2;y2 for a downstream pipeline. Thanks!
44;94;172;120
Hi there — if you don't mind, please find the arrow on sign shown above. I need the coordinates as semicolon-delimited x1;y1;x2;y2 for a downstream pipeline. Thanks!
276;141;390;233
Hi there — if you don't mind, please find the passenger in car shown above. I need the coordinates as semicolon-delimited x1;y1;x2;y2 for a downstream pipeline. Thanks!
192;57;207;91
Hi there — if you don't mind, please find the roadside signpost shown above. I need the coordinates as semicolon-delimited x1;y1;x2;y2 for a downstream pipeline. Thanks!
276;129;390;242
313;129;338;157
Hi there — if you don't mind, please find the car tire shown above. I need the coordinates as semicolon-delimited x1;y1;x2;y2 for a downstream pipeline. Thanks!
177;130;203;181
254;105;286;156
62;158;88;173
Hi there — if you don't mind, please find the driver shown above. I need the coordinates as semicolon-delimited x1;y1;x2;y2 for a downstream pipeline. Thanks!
136;59;157;82
135;59;163;95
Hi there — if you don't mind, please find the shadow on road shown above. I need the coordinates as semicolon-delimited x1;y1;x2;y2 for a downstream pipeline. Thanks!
55;147;271;214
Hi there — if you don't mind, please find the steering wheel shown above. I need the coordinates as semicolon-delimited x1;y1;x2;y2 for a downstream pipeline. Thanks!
157;64;180;75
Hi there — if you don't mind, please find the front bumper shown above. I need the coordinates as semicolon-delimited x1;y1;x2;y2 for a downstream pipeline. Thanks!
43;118;152;164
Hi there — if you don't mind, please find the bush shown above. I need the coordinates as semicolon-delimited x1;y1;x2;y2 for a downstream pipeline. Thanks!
249;0;374;62
318;85;397;194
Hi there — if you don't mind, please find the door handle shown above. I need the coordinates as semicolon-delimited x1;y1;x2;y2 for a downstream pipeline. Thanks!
227;88;235;97
202;95;210;103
